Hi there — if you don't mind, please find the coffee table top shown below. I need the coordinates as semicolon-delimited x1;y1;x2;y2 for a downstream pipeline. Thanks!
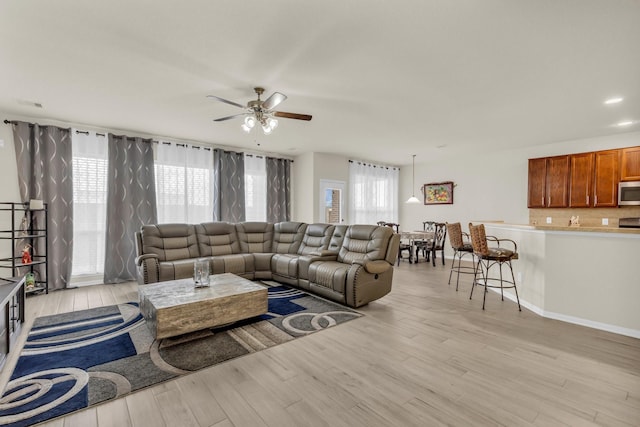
138;273;267;310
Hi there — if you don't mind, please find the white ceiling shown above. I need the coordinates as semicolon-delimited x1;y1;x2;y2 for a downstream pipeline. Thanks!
1;0;639;166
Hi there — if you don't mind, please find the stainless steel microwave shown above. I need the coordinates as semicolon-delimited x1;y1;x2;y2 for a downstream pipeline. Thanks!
618;181;640;206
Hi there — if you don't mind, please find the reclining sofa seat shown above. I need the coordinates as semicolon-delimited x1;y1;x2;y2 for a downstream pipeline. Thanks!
271;223;339;285
301;224;398;307
195;222;255;279
136;221;399;308
136;223;199;284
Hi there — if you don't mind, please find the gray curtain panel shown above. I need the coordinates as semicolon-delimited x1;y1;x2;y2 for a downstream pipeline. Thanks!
104;134;157;284
212;148;245;222
266;157;292;222
12;121;73;291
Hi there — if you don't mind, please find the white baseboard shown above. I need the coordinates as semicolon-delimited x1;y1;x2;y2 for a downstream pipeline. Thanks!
488;288;640;339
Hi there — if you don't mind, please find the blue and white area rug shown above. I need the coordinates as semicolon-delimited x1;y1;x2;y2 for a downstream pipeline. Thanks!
0;283;361;426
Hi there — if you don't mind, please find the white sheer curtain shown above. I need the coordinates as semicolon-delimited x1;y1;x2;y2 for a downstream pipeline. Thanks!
155;142;214;224
71;130;108;277
348;160;399;225
244;154;267;221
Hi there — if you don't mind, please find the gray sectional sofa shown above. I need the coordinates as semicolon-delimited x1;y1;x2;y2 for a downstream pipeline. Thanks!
135;221;400;308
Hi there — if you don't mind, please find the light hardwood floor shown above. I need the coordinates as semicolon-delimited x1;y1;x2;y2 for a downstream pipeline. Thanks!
3;261;640;427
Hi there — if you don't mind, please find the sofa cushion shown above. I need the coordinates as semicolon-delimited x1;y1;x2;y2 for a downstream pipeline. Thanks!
298;223;335;255
196;222;240;256
210;254;255;279
158;258;199;282
237;222;274;253
141;224;199;262
272;222;307;254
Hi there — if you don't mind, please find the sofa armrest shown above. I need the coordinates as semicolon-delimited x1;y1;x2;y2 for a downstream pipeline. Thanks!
135;253;159;266
352;259;392;274
135;254;159;285
309;249;338;257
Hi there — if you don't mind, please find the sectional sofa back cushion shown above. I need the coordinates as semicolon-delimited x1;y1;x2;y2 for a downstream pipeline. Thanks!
338;225;392;264
196;222;240;256
329;225;348;253
236;222;274;253
272;222;307;254
140;224;199;262
298;223;335;255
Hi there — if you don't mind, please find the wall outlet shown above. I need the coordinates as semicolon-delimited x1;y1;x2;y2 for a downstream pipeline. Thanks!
546;217;552;224
602;218;609;226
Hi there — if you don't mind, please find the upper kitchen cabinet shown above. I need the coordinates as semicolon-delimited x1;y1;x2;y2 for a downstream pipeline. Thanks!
568;152;594;207
592;149;619;207
620;146;640;181
528;155;569;208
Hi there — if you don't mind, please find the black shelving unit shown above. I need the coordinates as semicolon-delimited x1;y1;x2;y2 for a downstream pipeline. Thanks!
0;202;48;294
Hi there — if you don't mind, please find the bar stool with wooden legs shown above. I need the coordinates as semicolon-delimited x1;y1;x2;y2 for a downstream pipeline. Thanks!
468;223;521;311
445;222;475;290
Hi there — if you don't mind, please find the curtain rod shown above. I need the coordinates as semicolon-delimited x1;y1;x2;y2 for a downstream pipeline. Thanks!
348;159;399;170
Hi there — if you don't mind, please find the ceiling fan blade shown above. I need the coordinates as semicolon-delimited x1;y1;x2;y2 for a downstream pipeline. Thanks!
262;92;287;110
206;95;245;109
213;113;248;122
273;111;312;121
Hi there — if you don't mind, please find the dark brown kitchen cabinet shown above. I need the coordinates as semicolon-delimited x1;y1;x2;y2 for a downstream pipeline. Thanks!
569;152;594;207
528;158;547;208
592;149;619;207
527;155;569;208
620;146;640;181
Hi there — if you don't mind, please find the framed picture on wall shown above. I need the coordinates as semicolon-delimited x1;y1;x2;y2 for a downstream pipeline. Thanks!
422;181;454;205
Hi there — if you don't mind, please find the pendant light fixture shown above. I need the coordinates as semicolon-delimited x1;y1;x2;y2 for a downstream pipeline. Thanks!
406;154;421;204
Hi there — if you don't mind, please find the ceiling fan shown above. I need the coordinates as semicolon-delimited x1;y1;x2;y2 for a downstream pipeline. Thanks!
207;87;312;135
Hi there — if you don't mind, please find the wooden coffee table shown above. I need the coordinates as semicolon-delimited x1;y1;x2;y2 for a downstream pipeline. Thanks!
138;273;268;339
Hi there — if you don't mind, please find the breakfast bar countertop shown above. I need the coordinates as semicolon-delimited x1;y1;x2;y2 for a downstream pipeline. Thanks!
476;221;640;235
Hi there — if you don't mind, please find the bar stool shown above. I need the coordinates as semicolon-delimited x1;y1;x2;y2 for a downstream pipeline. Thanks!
468;223;521;311
446;222;475;290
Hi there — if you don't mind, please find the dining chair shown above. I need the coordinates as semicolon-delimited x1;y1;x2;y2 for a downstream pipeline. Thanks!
446;222;475;290
468;223;521;311
426;222;447;267
414;221;436;262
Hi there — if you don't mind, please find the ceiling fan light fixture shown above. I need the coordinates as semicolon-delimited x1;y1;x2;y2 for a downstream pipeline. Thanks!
262;125;273;135
267;118;278;129
241;124;251;133
244;116;256;128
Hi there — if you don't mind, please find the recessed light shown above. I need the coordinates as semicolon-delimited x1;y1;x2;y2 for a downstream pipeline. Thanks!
617;120;634;127
604;97;623;105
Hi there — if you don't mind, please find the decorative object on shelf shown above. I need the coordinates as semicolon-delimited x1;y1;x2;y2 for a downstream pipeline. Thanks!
25;272;36;289
569;215;581;227
406;154;421;204
19;212;29;237
29;199;44;210
422;181;455;205
21;244;32;264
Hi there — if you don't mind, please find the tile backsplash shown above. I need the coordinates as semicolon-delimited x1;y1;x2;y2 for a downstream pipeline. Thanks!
529;206;640;227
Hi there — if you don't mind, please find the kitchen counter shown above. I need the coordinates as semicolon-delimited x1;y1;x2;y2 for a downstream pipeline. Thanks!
477;221;640;234
481;223;640;339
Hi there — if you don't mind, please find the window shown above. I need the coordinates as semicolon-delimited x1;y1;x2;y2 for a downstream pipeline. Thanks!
348;160;399;224
244;154;267;221
71;131;108;277
155;143;214;223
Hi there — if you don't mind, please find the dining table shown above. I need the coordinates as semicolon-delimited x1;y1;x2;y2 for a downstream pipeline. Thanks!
400;230;435;263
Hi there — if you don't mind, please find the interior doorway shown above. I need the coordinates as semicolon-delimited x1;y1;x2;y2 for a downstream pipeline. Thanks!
319;180;346;224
